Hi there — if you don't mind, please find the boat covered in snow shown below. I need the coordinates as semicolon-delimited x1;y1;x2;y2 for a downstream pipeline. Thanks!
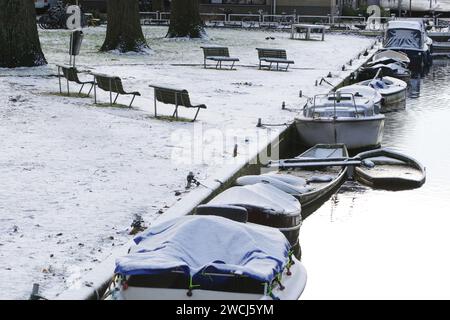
236;144;349;217
295;92;385;150
200;183;302;257
357;62;411;82
357;76;408;107
336;85;383;109
355;148;426;190
371;50;411;66
108;215;307;300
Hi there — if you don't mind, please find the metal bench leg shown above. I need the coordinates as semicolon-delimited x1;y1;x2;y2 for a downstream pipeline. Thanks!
87;84;94;96
113;93;119;104
58;67;62;94
79;84;85;95
109;79;113;106
204;58;207;69
66;79;70;96
259;60;262;70
172;105;179;119
154;95;158;118
193;107;201;122
94;81;97;104
173;95;179;119
129;94;136;108
269;62;273;71
216;61;220;69
231;61;235;70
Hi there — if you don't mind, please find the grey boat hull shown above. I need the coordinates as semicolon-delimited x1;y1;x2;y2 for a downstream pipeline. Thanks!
295;116;385;150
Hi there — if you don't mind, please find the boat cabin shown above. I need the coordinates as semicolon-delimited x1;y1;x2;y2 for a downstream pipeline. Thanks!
304;93;380;119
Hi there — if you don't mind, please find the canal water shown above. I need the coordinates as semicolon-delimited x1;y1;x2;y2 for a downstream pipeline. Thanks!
300;59;450;299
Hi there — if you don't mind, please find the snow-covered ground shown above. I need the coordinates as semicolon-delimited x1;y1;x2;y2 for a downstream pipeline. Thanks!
0;26;374;299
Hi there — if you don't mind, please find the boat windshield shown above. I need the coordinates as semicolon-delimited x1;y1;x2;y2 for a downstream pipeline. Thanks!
304;95;376;118
384;29;422;50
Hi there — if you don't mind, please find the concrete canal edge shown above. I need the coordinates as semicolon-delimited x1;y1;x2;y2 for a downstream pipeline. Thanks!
54;40;381;300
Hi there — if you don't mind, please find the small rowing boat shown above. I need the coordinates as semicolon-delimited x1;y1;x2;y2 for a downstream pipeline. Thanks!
354;148;426;190
357;76;407;106
236;144;349;217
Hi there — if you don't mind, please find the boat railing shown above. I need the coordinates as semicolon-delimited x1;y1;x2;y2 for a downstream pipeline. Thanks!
309;93;360;119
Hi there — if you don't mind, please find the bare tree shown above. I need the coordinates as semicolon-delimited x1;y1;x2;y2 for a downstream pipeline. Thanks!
100;0;148;53
0;0;47;68
167;0;205;38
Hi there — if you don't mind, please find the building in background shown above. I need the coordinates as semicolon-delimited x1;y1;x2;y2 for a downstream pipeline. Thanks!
76;0;350;15
199;1;340;15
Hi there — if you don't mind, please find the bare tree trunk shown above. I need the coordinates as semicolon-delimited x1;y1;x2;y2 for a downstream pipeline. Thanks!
167;0;205;38
0;0;47;68
100;0;148;52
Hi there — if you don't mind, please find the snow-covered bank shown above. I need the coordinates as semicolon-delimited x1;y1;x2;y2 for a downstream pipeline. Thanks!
0;26;375;299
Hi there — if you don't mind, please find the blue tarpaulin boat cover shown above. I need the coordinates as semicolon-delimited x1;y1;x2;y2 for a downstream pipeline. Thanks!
115;215;290;283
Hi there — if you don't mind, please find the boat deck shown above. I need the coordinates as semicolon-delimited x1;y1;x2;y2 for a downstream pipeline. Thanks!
280;166;343;190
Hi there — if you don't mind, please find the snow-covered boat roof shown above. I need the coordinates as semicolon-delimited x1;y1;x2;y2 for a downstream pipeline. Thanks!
115;215;290;282
208;183;301;216
336;85;383;104
387;20;425;31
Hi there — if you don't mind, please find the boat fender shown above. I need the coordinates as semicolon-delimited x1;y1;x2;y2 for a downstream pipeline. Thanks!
362;159;375;168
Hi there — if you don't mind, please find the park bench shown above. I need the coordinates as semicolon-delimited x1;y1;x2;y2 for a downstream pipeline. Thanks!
201;46;240;70
149;85;207;122
93;74;141;107
256;48;295;71
57;65;95;96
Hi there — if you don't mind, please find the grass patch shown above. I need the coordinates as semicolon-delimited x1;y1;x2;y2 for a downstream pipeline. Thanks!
147;114;194;122
92;102;132;109
44;91;92;99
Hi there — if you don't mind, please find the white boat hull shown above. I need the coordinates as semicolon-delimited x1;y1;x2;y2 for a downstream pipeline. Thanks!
295;117;385;150
382;88;408;105
112;257;307;300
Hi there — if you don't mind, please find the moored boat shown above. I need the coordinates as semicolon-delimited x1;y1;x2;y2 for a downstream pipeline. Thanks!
354;148;426;190
235;144;349;217
357;62;411;82
382;20;433;69
200;183;302;257
371;49;411;66
107;216;307;300
357;76;408;106
295;92;385;150
336;85;383;109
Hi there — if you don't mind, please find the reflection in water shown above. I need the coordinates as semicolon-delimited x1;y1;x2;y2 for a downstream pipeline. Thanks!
301;59;450;299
